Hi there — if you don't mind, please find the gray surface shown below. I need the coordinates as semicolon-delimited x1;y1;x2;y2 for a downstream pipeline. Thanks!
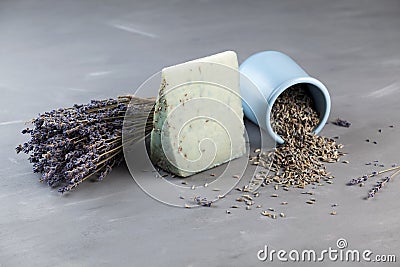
1;0;400;266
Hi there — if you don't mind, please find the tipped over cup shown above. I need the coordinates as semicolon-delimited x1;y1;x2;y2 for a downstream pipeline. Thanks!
240;51;331;144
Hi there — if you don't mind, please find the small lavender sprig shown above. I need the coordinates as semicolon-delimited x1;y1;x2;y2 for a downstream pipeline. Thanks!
332;118;351;128
367;169;400;199
348;174;370;185
194;196;212;207
348;165;400;185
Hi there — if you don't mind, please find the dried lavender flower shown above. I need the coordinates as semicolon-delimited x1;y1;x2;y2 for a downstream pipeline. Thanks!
332;118;351;128
367;169;400;199
348;165;400;186
194;196;212;207
368;177;390;199
16;95;154;193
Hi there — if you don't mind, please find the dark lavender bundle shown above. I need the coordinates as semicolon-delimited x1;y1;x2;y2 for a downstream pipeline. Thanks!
16;96;154;193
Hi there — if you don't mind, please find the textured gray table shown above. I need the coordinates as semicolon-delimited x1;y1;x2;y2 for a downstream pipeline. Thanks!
1;1;400;266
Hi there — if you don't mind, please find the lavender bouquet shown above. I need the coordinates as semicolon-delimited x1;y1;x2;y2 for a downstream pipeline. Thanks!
16;96;154;193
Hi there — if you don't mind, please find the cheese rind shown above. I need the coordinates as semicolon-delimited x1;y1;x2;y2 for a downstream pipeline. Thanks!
150;51;246;177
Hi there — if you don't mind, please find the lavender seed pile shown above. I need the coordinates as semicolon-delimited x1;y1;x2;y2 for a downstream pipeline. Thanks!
16;96;154;193
254;85;344;188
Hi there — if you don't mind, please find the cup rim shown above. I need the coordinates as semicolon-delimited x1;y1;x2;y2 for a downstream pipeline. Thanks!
265;77;331;144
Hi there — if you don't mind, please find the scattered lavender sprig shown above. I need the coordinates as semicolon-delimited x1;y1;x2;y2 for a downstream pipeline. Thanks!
367;169;400;199
368;177;389;199
16;96;154;193
347;165;400;186
194;196;212;207
348;175;370;185
333;118;351;128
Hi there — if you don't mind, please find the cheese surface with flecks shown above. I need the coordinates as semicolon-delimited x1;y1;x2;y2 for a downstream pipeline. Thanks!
150;51;246;177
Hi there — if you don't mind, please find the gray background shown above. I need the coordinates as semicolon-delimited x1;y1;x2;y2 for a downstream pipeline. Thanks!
1;0;400;266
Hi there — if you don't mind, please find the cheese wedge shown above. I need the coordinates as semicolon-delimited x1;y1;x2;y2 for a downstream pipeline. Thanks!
150;51;245;177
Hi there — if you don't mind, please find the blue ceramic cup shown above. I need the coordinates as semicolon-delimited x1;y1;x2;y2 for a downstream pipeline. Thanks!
240;51;330;144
